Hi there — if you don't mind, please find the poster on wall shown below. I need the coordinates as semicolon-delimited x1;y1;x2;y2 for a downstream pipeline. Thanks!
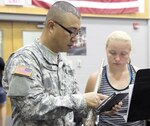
67;27;86;56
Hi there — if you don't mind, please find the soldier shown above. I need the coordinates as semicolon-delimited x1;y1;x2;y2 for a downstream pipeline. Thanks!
2;1;121;126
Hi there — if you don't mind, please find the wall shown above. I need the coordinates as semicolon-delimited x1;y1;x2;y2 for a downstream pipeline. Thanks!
0;14;149;93
67;17;148;93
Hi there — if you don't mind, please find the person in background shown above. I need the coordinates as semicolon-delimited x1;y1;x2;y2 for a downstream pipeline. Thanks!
85;31;145;126
0;57;6;126
2;1;121;126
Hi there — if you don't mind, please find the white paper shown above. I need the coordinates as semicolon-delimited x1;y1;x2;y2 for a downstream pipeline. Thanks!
123;84;134;122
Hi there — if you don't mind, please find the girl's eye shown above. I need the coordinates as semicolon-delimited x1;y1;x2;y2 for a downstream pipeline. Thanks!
121;52;128;56
109;51;116;55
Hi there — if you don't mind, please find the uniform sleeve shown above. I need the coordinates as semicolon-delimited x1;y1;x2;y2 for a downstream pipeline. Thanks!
3;54;87;121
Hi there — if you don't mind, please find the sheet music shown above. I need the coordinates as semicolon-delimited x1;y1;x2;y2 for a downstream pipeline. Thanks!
123;84;134;122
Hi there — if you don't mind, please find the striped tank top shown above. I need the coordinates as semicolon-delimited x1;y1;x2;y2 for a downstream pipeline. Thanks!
97;64;145;126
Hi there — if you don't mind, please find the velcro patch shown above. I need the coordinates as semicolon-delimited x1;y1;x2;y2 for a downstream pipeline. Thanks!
14;66;32;77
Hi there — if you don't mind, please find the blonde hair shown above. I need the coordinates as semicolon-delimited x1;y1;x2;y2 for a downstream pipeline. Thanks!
106;31;132;50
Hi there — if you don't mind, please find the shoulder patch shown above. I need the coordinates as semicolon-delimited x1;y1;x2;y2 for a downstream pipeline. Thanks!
14;66;32;77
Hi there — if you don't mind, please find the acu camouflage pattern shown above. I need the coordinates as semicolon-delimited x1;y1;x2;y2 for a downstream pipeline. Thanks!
2;40;86;126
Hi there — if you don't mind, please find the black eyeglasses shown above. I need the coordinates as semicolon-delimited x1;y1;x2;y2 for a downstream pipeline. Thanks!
53;21;79;38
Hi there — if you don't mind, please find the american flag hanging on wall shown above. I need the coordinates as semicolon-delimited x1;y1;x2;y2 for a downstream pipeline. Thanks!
32;0;139;15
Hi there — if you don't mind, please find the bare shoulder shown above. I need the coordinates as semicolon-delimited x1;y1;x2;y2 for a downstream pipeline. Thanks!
85;71;98;93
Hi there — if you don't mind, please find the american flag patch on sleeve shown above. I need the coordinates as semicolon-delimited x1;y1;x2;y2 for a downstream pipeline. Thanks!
14;66;32;77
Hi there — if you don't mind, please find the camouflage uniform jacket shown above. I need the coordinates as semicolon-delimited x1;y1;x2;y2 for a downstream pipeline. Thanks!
2;40;86;126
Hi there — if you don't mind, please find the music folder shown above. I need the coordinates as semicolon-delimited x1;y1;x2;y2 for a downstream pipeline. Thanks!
125;69;150;122
95;92;128;114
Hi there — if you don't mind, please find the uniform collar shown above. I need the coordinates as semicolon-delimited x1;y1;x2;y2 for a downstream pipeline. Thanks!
35;40;59;64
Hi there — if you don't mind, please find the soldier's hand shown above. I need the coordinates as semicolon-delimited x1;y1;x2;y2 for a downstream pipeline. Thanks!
84;92;108;108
